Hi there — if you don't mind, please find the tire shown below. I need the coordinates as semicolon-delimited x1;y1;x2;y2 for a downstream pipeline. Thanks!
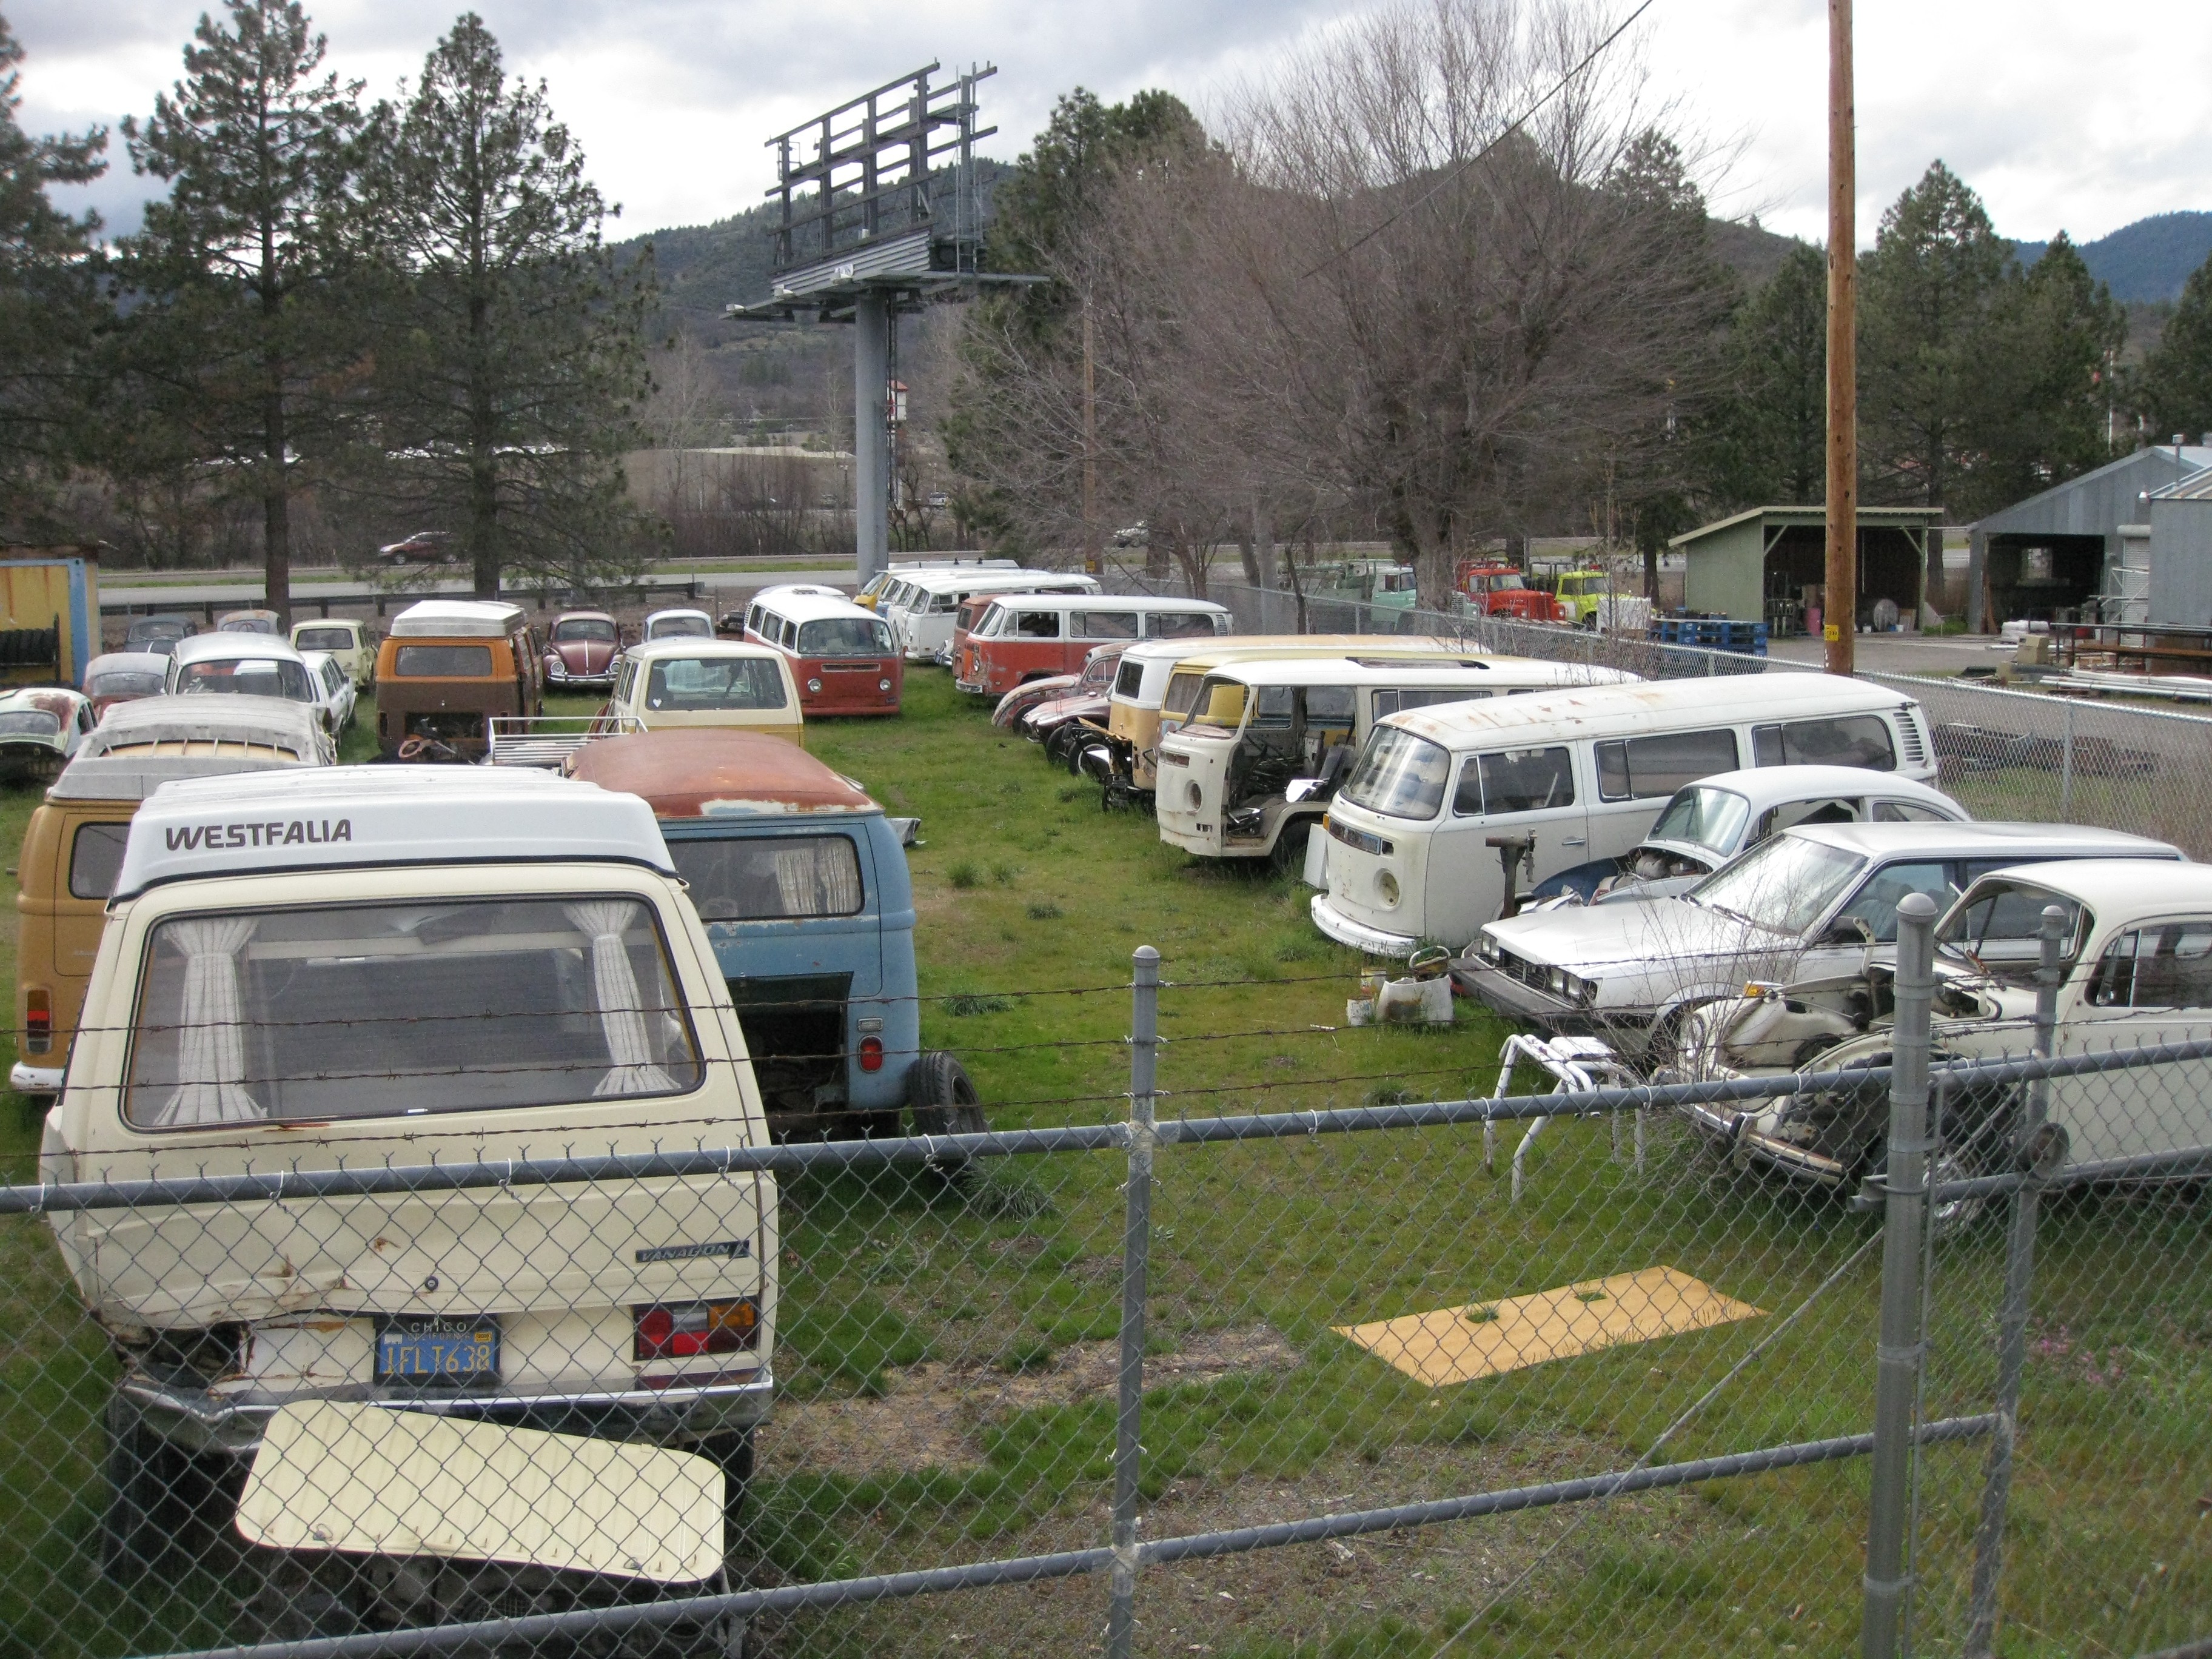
907;1051;987;1173
99;1396;172;1583
1270;819;1313;877
698;1429;755;1526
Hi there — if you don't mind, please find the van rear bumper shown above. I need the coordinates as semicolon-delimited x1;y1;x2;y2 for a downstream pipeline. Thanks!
123;1366;775;1457
9;1061;63;1096
1309;896;1418;957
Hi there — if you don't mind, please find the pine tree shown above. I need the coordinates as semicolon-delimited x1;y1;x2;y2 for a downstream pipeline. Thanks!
119;0;362;616
0;13;106;531
1708;241;1827;508
350;13;649;596
2140;252;2212;444
1970;233;2125;516
1857;161;2013;514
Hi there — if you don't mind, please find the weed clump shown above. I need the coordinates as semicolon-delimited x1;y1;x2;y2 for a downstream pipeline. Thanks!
995;1337;1057;1373
942;993;1013;1016
1026;901;1065;921
991;859;1021;885
947;860;980;890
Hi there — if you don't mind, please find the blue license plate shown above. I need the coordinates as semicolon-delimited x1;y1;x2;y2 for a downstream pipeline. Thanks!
377;1315;500;1386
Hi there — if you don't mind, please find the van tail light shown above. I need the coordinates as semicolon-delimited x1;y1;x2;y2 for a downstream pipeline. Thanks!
633;1298;759;1360
857;1036;885;1072
24;988;50;1054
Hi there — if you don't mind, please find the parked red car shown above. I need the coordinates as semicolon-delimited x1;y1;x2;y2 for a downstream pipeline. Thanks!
542;610;623;692
81;652;170;720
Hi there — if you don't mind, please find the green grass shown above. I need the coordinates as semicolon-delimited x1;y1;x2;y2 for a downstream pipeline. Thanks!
0;675;2204;1657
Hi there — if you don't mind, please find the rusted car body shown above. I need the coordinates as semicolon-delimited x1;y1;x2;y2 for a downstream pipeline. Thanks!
992;642;1127;730
0;685;93;781
543;610;622;692
83;652;170;720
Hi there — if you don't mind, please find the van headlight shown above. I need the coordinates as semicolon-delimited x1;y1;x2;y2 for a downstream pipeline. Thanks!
1375;871;1400;907
807;677;823;692
1187;782;1202;809
879;679;892;691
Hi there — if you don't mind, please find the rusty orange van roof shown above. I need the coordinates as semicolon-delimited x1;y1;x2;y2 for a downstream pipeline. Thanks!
566;729;877;817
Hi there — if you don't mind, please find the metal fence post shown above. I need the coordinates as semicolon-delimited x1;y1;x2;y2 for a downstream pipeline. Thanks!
1104;946;1159;1659
2059;701;2076;819
1963;903;2066;1656
1863;890;1937;1659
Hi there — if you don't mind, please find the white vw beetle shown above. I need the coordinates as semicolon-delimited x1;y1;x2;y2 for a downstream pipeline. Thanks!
1679;859;2212;1195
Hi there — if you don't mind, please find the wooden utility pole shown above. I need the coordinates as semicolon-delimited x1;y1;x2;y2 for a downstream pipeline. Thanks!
1082;302;1101;575
1825;0;1857;675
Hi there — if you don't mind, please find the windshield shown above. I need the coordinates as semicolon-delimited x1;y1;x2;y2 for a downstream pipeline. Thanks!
1647;787;1753;857
797;617;892;655
645;656;789;710
89;671;165;699
1341;726;1452;820
178;659;315;702
554;618;617;644
124;897;702;1126
1689;834;1866;937
1938;880;2088;981
0;709;61;737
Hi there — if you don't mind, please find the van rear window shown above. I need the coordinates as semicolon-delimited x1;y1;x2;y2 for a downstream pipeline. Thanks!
395;645;493;677
1113;659;1144;699
671;835;865;920
1752;715;1896;771
124;897;703;1127
70;822;129;900
293;628;354;652
1595;728;1740;802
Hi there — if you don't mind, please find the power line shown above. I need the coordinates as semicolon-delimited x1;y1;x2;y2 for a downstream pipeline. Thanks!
1298;0;1663;281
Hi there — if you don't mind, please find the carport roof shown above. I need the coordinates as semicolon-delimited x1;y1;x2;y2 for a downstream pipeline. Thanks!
1667;505;1940;551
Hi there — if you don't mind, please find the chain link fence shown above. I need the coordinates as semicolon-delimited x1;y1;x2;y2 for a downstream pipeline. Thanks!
2;931;2205;1658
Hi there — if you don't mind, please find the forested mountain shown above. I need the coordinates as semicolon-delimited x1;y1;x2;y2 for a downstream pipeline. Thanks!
2016;211;2212;303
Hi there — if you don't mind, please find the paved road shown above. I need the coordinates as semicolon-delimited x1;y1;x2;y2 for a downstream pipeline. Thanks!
103;569;859;612
1766;632;2006;675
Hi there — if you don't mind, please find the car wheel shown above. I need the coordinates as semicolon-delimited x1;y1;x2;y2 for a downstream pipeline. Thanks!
99;1398;170;1583
907;1050;987;1175
698;1429;754;1527
1270;819;1312;877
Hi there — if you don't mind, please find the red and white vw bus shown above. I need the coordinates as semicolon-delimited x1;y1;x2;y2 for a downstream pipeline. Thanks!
955;595;1232;697
743;586;903;717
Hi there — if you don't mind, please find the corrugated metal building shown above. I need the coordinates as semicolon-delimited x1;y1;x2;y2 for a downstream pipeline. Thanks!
2144;468;2212;626
1967;440;2212;630
1667;506;1940;635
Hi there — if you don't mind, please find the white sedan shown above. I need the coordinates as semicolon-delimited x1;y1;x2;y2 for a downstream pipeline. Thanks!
1680;859;2212;1196
301;649;358;734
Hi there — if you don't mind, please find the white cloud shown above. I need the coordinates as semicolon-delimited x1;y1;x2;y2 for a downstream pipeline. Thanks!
16;0;2211;253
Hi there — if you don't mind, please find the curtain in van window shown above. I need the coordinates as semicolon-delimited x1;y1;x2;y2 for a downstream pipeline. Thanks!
151;915;263;1126
563;902;678;1096
773;839;863;916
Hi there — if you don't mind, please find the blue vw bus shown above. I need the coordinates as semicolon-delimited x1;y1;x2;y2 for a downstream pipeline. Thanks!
567;729;981;1141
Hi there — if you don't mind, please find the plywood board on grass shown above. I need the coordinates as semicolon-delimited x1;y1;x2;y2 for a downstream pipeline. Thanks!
1333;1265;1763;1387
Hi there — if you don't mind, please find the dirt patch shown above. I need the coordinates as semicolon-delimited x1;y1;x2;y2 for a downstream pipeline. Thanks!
760;1325;1301;1480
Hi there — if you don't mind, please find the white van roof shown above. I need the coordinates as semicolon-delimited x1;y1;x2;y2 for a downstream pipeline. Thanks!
114;766;674;899
172;632;309;668
752;588;882;625
979;594;1230;615
894;569;1098;598
1199;655;1626;689
388;600;525;638
622;637;786;663
1383;672;1908;750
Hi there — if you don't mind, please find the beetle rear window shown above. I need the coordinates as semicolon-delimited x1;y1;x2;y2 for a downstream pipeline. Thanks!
394;645;494;678
124;897;703;1127
293;627;354;652
670;834;866;921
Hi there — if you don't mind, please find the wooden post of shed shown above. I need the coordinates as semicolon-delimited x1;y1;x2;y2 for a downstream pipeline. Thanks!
1826;0;1857;675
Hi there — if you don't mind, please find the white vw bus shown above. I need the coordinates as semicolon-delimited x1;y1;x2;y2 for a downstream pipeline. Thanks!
41;768;778;1526
1310;674;1936;955
877;568;1101;663
1154;655;1635;873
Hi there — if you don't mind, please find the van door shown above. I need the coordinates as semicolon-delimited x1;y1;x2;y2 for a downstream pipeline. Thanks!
1424;742;1589;939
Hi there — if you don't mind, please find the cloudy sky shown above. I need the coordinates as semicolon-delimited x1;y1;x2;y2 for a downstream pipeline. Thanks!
17;0;2212;252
